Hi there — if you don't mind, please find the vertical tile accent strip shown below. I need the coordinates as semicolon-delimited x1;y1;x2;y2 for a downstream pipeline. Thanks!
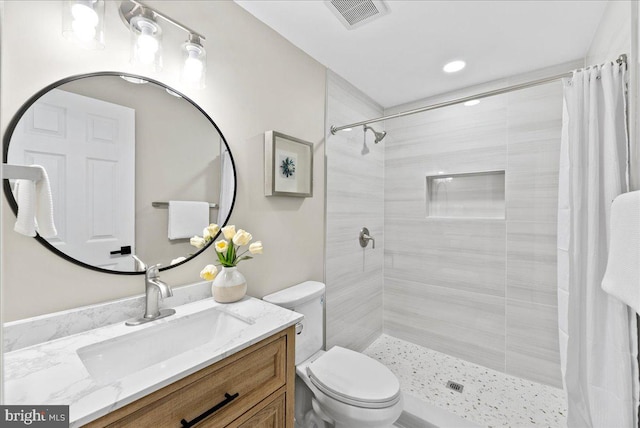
325;71;385;351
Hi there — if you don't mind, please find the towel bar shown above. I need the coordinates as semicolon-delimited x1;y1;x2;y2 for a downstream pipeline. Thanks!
152;201;218;209
1;164;43;182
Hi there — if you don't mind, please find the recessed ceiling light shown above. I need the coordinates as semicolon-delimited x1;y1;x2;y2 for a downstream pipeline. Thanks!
463;99;480;106
443;60;466;73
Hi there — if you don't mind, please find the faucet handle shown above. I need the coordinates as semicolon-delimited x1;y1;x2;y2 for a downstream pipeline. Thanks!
359;227;376;249
147;263;162;279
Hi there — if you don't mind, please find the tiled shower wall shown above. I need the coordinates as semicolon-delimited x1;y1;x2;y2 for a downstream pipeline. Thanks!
383;81;563;388
325;71;384;352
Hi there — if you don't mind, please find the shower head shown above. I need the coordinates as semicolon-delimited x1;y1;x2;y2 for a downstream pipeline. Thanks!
363;124;387;143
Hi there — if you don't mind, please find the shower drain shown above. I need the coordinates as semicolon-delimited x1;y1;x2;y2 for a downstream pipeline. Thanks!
446;380;464;393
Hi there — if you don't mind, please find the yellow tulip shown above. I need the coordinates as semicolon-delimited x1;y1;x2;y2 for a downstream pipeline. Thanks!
200;264;218;281
215;240;229;253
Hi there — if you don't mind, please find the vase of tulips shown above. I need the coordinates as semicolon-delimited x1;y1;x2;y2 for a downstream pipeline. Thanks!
191;224;263;303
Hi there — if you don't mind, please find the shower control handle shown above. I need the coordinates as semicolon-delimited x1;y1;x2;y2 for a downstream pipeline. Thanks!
359;227;375;249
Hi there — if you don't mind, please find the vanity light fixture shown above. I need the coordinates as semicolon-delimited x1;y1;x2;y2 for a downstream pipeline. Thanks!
119;0;207;85
62;0;105;49
181;34;207;89
129;9;162;71
443;60;466;73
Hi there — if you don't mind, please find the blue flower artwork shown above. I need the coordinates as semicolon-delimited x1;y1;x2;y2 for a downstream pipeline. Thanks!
280;156;296;178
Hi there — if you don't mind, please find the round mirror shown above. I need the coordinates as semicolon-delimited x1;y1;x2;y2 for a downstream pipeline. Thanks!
3;72;236;274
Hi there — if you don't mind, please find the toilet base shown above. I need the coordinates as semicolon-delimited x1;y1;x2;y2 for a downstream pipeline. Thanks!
295;352;403;428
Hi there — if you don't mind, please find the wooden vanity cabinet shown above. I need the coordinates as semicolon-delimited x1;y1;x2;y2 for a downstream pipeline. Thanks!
84;326;295;428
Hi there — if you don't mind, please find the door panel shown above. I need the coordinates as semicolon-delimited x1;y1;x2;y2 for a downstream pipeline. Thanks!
12;89;135;270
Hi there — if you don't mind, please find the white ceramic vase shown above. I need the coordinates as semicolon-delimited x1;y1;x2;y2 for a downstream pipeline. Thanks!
211;266;247;303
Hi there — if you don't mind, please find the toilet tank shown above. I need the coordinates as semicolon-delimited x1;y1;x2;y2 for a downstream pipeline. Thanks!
263;281;325;365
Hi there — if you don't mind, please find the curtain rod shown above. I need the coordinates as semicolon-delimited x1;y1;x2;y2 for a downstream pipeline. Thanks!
330;54;628;134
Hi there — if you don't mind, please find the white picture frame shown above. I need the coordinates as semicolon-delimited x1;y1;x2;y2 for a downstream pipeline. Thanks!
264;131;313;197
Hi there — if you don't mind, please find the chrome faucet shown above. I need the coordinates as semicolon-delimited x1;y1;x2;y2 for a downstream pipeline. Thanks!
126;256;176;326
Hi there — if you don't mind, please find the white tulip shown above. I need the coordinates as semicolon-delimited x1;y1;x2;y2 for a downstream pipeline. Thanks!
203;223;220;240
170;256;186;265
215;240;229;253
249;241;263;254
190;236;206;249
200;264;218;281
222;225;236;240
232;229;252;246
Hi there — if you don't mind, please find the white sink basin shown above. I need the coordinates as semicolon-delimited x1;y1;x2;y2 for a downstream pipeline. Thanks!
77;307;253;384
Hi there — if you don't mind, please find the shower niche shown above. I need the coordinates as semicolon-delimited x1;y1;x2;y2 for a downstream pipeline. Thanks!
426;170;505;219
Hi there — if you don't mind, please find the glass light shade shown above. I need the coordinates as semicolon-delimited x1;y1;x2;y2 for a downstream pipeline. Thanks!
62;0;105;49
181;40;207;89
130;15;162;72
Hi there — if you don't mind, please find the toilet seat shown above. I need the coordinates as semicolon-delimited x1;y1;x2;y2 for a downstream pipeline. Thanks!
306;346;401;409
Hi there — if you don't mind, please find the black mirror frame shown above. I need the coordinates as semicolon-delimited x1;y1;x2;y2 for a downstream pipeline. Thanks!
2;71;237;275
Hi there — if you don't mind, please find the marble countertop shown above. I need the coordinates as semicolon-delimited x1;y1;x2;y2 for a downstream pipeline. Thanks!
4;296;303;427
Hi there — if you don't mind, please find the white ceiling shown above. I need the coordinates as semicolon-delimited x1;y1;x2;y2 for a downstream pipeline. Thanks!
235;0;608;108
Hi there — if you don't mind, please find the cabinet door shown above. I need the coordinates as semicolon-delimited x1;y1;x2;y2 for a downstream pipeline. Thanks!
236;393;285;428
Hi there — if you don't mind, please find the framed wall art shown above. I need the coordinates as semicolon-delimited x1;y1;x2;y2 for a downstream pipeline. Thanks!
264;131;313;197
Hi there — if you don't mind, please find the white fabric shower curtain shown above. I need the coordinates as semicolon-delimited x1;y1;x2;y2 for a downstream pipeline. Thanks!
557;62;639;428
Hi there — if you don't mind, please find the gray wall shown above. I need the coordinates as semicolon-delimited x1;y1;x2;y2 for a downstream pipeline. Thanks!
325;71;384;352
1;1;326;321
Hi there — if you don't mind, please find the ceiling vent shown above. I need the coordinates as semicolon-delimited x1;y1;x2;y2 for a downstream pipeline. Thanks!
325;0;389;30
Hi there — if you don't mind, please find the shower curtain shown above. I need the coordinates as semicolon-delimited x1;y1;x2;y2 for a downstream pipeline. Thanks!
557;62;639;427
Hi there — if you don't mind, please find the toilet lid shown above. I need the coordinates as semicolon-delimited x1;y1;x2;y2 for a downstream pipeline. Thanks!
307;346;401;409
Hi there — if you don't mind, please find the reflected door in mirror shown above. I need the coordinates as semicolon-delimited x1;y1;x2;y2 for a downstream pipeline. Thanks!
11;89;136;270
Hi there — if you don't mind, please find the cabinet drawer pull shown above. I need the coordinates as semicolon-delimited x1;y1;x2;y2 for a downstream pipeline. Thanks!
179;392;240;428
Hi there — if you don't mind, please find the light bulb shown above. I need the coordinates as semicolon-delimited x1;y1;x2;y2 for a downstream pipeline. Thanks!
137;29;159;54
63;1;104;49
183;56;204;83
71;3;98;26
131;16;161;69
72;19;97;42
181;39;206;88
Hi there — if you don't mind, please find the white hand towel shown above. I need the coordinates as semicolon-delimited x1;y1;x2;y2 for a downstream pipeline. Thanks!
168;201;210;240
34;165;57;238
12;165;57;238
13;179;37;237
601;190;640;313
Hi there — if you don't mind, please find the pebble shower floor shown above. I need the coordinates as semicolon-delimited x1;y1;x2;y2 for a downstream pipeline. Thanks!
363;335;567;427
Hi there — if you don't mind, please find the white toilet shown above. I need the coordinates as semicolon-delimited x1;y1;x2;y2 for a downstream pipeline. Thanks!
263;281;403;428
